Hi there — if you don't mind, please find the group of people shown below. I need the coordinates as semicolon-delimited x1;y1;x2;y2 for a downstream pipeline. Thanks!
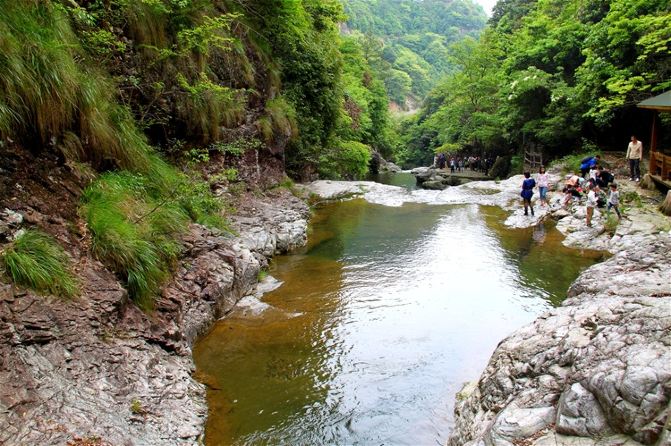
434;154;494;174
519;134;645;226
521;161;622;226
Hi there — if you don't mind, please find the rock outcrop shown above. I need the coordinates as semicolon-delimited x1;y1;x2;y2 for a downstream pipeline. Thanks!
447;173;671;445
0;190;309;445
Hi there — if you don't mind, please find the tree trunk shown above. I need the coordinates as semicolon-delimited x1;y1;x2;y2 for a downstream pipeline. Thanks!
640;173;655;190
660;190;671;216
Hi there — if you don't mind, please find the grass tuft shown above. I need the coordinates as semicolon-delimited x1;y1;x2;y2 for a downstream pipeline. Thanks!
81;171;188;308
0;2;154;172
1;230;78;298
81;164;230;308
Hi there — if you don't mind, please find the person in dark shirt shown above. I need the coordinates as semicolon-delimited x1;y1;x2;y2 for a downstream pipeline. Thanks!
595;165;614;188
521;172;536;216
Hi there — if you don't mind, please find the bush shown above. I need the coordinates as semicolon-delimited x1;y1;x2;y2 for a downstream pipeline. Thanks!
550;151;603;175
1;230;78;298
319;140;372;179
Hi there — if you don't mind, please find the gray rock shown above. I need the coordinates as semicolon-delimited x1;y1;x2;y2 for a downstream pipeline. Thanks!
556;383;611;436
0;190;310;446
448;237;671;446
422;180;448;190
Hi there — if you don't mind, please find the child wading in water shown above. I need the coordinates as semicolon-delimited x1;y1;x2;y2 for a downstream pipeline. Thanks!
521;172;536;216
537;166;549;207
608;183;621;219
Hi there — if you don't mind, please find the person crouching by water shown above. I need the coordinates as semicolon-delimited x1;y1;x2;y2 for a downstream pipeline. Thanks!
536;166;549;207
586;183;598;227
521;172;536;216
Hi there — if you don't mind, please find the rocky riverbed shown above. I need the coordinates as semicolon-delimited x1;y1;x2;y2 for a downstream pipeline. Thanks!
0;190;309;445
306;173;671;446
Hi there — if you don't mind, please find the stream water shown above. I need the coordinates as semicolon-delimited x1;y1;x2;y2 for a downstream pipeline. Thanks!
193;173;604;446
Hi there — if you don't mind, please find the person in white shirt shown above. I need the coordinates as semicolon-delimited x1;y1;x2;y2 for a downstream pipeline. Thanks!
586;184;598;226
607;183;621;219
626;135;643;181
589;166;598;183
536;166;549;207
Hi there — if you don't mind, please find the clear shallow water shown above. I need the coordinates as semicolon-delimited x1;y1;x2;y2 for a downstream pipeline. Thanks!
194;188;604;446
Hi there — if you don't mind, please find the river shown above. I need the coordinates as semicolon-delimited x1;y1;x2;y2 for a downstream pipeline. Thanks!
193;173;604;445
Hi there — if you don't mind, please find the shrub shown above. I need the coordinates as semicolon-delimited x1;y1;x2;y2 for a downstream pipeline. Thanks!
1;230;78;298
319;140;372;179
81;162;230;307
81;172;188;308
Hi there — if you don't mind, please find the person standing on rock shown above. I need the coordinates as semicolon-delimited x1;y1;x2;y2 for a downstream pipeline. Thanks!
607;183;622;219
536;166;549;207
626;135;643;181
521;172;536;216
586;183;598;226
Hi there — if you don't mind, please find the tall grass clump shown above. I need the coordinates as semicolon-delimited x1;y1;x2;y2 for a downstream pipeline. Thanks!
0;2;153;172
81;171;189;308
1;230;78;298
81;159;229;308
262;97;298;144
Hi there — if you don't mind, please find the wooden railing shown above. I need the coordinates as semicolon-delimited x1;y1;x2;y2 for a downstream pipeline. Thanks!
524;149;544;170
649;150;671;180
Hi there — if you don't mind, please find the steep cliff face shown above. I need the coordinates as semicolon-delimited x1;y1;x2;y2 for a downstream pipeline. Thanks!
0;142;310;444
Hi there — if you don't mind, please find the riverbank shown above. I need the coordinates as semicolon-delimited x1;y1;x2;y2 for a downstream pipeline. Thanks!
446;175;671;445
0;187;309;445
306;169;671;445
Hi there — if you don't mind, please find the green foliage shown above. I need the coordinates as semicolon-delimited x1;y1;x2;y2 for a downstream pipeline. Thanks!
176;72;245;143
550;150;603;175
338;36;397;158
130;399;146;415
260;97;298;144
603;212;620;236
342;0;487;104
621;190;643;208
81;171;186;308
81;160;228;308
319;140;371;179
403;0;671;170
1;230;78;298
0;1;155;172
210;137;263;157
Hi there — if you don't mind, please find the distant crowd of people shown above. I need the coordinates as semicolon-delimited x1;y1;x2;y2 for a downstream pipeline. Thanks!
433;153;494;174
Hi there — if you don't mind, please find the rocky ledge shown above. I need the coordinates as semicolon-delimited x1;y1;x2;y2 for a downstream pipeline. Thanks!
448;178;671;444
0;190;309;445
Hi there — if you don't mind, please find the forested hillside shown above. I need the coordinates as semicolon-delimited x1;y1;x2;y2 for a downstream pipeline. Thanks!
401;0;671;168
342;0;487;107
